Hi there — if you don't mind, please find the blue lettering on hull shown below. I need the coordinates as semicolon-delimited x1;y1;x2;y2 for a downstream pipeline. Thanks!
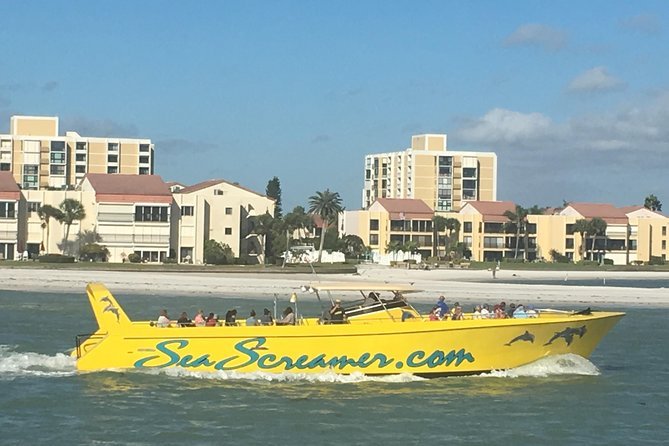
133;337;475;372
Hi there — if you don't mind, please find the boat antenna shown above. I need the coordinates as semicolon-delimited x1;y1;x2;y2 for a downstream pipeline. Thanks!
273;293;278;321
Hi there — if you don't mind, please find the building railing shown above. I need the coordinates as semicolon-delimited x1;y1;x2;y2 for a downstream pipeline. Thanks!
0;230;18;240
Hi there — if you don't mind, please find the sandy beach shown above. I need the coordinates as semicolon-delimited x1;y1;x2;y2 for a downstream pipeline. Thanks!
2;265;669;308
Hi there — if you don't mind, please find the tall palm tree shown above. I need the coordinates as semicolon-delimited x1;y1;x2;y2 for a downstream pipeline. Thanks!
37;205;64;254
248;212;274;266
588;217;607;263
503;205;528;260
573;218;590;261
445;218;461;252
431;215;447;258
57;199;86;254
308;189;344;263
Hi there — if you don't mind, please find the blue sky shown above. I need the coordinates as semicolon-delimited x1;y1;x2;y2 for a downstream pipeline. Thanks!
1;1;668;210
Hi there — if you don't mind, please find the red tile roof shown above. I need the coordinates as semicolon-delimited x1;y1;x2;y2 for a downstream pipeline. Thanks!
0;171;20;200
175;179;268;198
566;202;629;224
373;198;434;219
462;201;516;222
84;174;172;204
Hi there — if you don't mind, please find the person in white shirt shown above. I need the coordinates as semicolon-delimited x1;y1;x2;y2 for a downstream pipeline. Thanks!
157;309;171;327
480;304;491;319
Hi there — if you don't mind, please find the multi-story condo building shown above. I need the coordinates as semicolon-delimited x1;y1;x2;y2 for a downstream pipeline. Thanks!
362;134;497;212
170;179;275;264
0;171;20;260
340;198;668;265
0;115;154;190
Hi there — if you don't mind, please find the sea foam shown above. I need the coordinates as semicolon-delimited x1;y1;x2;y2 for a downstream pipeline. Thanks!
480;354;600;378
0;345;76;378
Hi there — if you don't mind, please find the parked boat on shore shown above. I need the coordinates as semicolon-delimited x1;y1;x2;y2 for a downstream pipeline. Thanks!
74;282;624;377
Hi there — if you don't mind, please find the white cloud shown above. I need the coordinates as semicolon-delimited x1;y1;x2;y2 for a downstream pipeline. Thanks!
619;13;662;35
455;108;555;145
503;24;567;51
567;66;625;93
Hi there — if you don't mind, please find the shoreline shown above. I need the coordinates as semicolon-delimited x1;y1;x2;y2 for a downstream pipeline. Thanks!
2;266;668;308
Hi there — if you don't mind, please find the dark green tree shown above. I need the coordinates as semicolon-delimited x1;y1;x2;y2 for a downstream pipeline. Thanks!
432;215;447;258
308;189;344;262
204;239;234;265
266;176;283;219
248;212;275;266
573;218;590;261
588;217;607;262
504;205;528;260
56;199;86;254
644;194;662;212
37;204;64;254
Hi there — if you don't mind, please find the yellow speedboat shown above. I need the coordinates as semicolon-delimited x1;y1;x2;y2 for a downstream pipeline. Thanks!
74;282;624;377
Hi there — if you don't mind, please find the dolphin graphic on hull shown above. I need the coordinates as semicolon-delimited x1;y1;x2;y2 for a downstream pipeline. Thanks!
544;325;587;346
505;330;535;346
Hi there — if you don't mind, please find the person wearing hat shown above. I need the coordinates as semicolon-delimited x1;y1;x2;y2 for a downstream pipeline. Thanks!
329;299;346;324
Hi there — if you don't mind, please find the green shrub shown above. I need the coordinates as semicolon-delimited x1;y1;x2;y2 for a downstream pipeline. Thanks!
549;249;571;263
163;257;178;264
503;258;525;263
128;253;141;263
38;254;75;263
603;258;614;265
649;256;666;266
204;240;234;265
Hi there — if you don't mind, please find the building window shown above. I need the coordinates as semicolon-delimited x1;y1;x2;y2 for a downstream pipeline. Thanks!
565;238;574;249
27;202;41;213
107;166;118;174
108;142;119;152
463;167;477;178
225;227;232;235
139;167;150;175
139;156;150;164
463;222;472;233
526;223;537;234
50;152;65;164
629;240;638;251
370;219;379;231
369;234;379;245
108;154;118;163
663;226;667;236
484;222;504;233
50;165;65;175
463;236;472;247
566;224;575;235
75;165;86;174
0;163;10;171
663;240;667;250
0;201;16;218
181;206;194;216
75;153;86;162
139;144;150;152
225;207;233;215
215;189;224;196
134;205;169;222
76;142;87;151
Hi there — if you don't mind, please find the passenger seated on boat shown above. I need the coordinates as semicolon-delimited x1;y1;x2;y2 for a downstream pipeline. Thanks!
513;304;528;319
246;310;260;326
177;312;194;327
472;305;482;319
506;303;517;319
156;309;171;328
526;305;538;318
260;308;274;325
276;307;295;325
363;292;380;306
205;312;218;327
494;305;505;319
193;310;206;327
435;296;449;319
480;304;491;318
451;306;464;320
328;299;346;324
225;309;238;326
428;306;440;321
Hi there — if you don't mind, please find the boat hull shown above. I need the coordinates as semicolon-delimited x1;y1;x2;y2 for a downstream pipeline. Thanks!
75;283;624;376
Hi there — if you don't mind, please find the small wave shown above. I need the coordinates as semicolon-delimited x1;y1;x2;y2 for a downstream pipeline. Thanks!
139;367;425;383
480;354;600;378
0;345;76;378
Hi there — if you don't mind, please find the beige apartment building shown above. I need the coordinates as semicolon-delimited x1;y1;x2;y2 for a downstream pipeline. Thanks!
362;134;497;212
170;179;275;264
0;115;154;190
340;198;668;265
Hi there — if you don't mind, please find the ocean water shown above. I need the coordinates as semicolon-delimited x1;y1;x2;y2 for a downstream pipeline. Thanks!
1;290;667;445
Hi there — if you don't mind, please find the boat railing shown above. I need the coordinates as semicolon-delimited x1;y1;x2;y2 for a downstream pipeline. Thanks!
75;333;106;359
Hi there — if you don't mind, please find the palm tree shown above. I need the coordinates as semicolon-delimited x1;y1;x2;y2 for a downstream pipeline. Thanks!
445;218;461;253
503;205;528;260
573;218;590;261
431;215;447;258
385;240;402;261
248;212;274;266
308;189;344;263
57;199;86;254
588;217;607;263
37;205;64;254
